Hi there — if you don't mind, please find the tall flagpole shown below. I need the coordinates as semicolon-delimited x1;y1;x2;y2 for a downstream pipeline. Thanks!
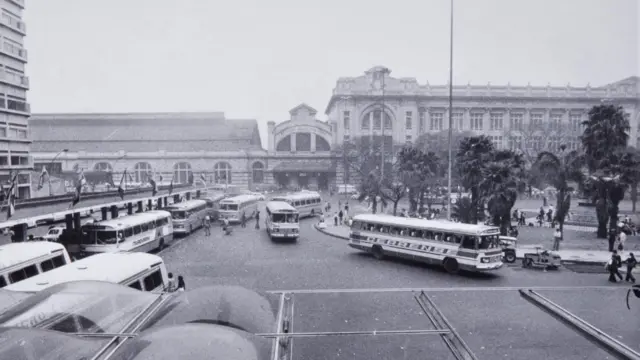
446;0;454;221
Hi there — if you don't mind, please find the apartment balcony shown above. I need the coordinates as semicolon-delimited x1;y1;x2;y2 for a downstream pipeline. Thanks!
1;15;26;35
0;155;33;170
0;68;29;89
0;40;27;62
0;96;30;115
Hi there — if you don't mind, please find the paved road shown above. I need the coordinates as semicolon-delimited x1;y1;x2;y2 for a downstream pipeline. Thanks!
158;203;639;360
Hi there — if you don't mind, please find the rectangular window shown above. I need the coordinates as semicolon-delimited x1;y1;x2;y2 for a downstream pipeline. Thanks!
343;111;350;130
405;111;413;130
489;113;503;131
508;136;523;150
419;111;426;132
549;114;562;131
490;136;503;149
510;113;523;131
143;270;163;291
453;112;463;130
470;113;483;131
373;111;381;130
530;113;543;129
569;114;581;132
430;113;443;131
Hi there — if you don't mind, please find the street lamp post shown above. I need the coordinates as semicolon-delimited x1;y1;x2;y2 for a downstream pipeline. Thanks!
379;67;390;179
340;95;352;201
446;0;455;221
47;149;68;196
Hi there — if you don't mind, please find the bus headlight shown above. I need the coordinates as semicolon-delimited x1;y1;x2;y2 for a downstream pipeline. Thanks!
481;257;490;263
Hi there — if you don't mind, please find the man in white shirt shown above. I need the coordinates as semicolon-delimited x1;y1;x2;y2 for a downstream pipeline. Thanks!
552;229;562;251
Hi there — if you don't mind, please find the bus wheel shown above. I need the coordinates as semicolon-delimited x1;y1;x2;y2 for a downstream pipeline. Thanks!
504;250;516;263
372;245;384;260
443;257;459;274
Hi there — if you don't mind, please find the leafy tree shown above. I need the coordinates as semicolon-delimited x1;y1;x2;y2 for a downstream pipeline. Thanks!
535;145;584;240
581;104;631;238
380;176;407;216
396;147;441;213
456;135;495;224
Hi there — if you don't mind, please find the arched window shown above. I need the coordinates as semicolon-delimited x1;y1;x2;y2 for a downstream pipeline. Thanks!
213;162;232;184
252;162;264;184
315;135;331;151
134;162;152;183
276;135;291;152
173;162;192;184
362;109;392;130
94;162;112;172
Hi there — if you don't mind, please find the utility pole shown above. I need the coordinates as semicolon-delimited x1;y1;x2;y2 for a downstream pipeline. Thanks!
379;67;390;179
446;0;455;221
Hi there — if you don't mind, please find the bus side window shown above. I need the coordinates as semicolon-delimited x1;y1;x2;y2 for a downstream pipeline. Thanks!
461;236;475;249
9;264;38;283
129;281;142;290
40;259;55;272
143;270;163;291
52;255;66;268
125;227;133;237
0;276;6;288
133;226;141;235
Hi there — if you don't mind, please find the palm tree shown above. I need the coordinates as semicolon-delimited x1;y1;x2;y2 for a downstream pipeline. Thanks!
456;136;494;224
479;150;526;234
452;196;485;224
581;104;631;238
535;145;584;242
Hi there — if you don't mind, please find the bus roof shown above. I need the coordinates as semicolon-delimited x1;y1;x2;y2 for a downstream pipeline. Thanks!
0;242;67;271
265;201;298;213
352;214;501;236
164;199;207;211
85;210;172;230
220;194;262;203
274;192;321;201
4;252;164;293
202;192;226;202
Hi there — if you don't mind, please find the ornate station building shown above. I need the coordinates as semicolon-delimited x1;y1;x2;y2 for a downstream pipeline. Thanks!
28;66;639;195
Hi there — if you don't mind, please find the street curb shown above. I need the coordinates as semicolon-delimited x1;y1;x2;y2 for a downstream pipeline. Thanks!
313;224;610;266
314;224;349;240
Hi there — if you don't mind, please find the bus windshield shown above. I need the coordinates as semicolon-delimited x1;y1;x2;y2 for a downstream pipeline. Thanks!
479;235;499;249
272;213;299;223
171;211;186;220
96;231;117;244
220;204;238;211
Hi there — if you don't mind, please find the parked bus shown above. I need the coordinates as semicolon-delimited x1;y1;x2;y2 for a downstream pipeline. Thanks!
270;191;322;218
164;199;208;235
80;210;173;255
202;192;227;222
0;242;71;289
265;201;300;241
348;214;503;274
4;252;170;294
218;194;262;223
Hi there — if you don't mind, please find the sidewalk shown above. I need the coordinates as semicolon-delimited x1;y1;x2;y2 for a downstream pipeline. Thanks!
314;222;629;266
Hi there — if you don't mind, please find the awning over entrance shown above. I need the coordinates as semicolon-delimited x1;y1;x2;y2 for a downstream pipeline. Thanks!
272;160;336;173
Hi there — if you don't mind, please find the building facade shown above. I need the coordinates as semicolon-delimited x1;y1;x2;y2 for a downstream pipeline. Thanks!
29;113;269;195
266;103;336;190
325;66;640;163
0;0;30;198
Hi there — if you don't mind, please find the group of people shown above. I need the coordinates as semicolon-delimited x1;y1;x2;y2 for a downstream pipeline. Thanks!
607;251;636;283
166;272;187;292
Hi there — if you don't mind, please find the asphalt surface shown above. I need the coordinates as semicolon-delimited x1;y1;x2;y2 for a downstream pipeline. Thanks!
157;202;640;360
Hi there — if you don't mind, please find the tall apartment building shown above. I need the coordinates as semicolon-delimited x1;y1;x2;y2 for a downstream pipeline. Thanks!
0;0;31;199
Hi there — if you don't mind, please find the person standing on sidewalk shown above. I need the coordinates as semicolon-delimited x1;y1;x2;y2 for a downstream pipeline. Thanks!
338;210;344;225
625;253;637;283
255;210;260;229
203;215;211;236
240;212;247;228
552;228;562;251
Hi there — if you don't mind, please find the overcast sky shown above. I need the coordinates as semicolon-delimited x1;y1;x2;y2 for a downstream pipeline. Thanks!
24;0;638;144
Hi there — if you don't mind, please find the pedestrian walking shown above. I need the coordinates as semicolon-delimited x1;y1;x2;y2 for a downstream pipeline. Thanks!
625;253;637;283
552;228;562;251
338;210;343;224
519;213;526;226
241;212;246;228
255;210;260;229
618;229;627;251
203;215;211;236
177;275;186;291
608;251;624;283
334;213;338;226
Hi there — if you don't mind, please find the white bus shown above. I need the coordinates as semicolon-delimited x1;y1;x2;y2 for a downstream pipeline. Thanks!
4;252;170;294
271;191;322;218
203;192;227;221
0;242;71;289
218;194;262;223
349;214;503;274
164;199;208;235
79;210;173;255
265;201;300;241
